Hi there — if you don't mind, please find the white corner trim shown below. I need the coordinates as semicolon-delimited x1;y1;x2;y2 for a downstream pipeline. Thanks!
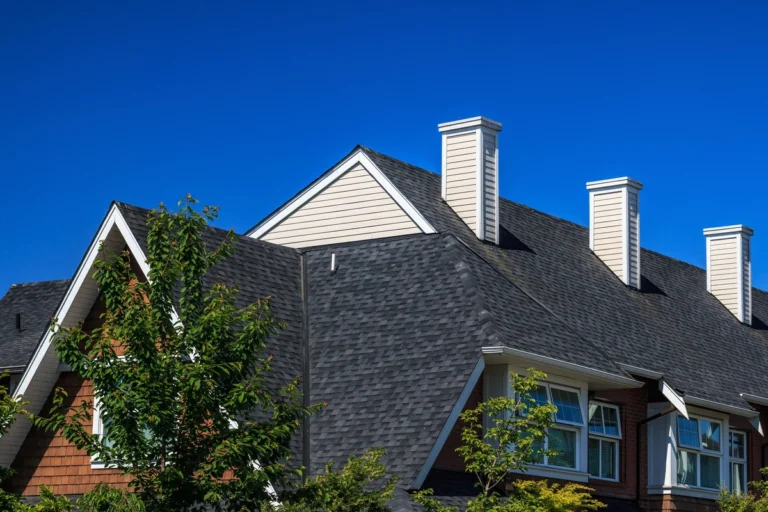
411;357;485;489
474;128;484;240
622;187;629;286
659;379;688;419
441;134;447;201
246;150;437;239
482;346;644;388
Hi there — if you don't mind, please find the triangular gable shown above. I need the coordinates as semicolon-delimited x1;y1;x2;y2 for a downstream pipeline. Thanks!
247;149;436;247
0;204;155;467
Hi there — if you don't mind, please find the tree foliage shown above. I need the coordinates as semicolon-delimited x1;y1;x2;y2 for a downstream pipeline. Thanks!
414;369;604;512
273;448;398;512
76;483;146;512
719;469;768;512
32;197;318;511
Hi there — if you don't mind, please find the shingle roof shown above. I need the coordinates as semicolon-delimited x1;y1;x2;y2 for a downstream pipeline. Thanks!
0;279;70;370
362;146;768;412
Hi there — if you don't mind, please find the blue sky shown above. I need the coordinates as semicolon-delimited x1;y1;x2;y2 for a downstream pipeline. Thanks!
2;1;767;294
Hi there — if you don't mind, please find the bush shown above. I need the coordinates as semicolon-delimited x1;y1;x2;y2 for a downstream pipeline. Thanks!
76;483;145;512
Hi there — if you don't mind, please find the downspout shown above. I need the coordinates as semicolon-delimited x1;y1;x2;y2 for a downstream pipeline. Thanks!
635;406;676;504
300;252;311;482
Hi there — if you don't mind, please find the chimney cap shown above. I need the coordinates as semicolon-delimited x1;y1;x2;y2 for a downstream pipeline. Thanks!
438;116;502;133
703;225;754;237
586;177;643;191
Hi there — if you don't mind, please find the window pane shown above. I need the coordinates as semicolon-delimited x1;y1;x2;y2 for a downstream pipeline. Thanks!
700;454;721;489
551;388;583;424
548;428;577;468
588;438;600;476
677;417;700;448
603;407;620;437
589;404;604;434
677;450;697;486
700;419;721;452
731;462;746;495
730;432;746;460
102;417;115;449
601;440;617;480
530;385;549;408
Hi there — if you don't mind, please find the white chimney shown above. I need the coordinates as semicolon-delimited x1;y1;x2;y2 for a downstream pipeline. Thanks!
704;225;753;324
586;177;643;289
439;116;502;244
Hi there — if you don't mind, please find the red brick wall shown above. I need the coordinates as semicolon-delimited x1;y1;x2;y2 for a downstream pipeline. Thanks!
590;387;648;501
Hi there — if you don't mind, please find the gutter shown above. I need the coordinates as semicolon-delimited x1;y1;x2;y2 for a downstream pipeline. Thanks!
481;346;643;388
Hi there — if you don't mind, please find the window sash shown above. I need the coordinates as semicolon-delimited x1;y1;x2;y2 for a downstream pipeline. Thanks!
588;403;621;439
729;431;746;461
675;415;725;491
549;384;584;426
588;436;619;481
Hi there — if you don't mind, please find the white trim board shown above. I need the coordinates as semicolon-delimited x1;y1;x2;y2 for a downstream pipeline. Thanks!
0;204;171;467
411;357;485;489
246;150;436;239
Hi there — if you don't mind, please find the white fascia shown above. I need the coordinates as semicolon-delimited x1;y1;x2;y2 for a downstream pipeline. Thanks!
482;346;643;389
246;149;437;239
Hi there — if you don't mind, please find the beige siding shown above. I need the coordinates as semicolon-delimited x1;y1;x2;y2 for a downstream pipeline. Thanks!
445;131;478;233
261;164;420;248
482;131;498;243
592;190;625;280
709;236;739;316
627;190;640;288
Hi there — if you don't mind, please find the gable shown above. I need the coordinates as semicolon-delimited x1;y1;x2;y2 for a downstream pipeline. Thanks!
261;163;420;247
248;149;436;247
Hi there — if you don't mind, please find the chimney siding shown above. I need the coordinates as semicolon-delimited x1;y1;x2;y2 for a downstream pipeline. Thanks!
587;178;643;289
439;117;502;244
704;225;753;324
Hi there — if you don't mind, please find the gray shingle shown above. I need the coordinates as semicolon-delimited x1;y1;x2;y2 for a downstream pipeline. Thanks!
363;146;768;411
0;279;70;370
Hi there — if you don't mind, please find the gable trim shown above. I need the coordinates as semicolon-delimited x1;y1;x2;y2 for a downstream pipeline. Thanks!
0;204;156;467
246;150;437;239
411;357;485;490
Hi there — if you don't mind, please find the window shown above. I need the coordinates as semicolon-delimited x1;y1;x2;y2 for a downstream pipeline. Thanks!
522;383;584;469
729;431;747;495
588;403;621;480
676;415;723;490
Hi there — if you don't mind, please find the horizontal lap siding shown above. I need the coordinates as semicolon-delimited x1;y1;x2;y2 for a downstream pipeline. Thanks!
445;132;477;233
262;164;420;248
709;236;739;315
482;131;498;243
593;191;625;281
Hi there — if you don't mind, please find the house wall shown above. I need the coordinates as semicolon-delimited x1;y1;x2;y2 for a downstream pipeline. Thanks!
708;236;740;316
8;261;141;496
261;163;421;247
592;190;625;282
444;131;478;234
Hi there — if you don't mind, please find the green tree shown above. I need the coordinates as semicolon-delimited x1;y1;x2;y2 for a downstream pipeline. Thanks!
414;369;604;512
32;197;318;511
719;469;768;512
273;447;398;512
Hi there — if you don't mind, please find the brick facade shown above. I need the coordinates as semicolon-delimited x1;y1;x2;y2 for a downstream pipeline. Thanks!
430;371;768;512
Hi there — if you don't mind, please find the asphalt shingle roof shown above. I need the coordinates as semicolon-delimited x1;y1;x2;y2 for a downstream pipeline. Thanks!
362;146;768;411
0;279;70;370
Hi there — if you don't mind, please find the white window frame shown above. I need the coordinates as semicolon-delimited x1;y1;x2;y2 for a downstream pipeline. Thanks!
728;430;747;496
675;414;725;491
588;402;621;482
484;365;591;482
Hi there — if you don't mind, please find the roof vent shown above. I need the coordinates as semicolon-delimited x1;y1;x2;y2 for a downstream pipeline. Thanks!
586;177;643;289
438;117;502;244
704;225;753;324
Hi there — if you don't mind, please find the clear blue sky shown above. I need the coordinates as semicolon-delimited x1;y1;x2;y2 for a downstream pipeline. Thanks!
2;1;767;294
